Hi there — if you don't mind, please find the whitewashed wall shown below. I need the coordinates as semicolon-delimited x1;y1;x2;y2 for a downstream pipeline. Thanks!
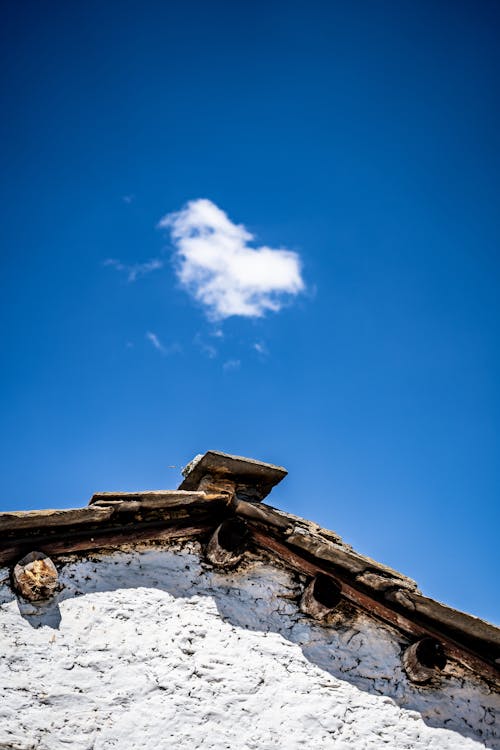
0;541;498;750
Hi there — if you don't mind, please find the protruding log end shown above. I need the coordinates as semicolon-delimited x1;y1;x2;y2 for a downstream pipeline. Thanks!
13;551;58;601
403;637;447;684
300;573;342;620
205;519;248;568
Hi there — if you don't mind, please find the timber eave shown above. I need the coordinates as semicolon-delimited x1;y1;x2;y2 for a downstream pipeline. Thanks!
1;449;499;690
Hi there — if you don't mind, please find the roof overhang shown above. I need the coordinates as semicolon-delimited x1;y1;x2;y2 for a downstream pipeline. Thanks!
1;450;498;689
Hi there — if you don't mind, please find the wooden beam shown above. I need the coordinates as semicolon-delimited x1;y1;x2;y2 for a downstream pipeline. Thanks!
0;523;212;565
88;490;223;508
0;506;113;532
249;527;500;688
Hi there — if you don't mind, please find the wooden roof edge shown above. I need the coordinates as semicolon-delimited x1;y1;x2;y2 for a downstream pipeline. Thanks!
0;450;498;683
88;489;220;507
405;591;500;652
235;498;500;655
1;493;498;655
0;491;225;533
246;525;500;688
0;505;115;532
233;498;419;588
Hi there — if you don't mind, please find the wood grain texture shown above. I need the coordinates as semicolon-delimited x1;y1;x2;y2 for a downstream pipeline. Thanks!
249;527;500;688
88;490;223;508
0;506;113;531
0;523;211;565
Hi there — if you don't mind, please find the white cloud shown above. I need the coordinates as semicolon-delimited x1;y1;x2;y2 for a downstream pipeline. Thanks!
158;199;304;320
145;332;181;356
253;342;267;356
104;258;163;282
146;331;165;353
223;359;241;371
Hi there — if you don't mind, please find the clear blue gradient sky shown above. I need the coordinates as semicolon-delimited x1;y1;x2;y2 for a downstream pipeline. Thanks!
1;1;499;622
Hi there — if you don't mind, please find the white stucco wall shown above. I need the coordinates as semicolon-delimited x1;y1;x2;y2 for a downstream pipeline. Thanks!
0;541;498;750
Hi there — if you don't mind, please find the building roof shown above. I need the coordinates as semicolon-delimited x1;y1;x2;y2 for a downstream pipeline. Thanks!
1;450;499;688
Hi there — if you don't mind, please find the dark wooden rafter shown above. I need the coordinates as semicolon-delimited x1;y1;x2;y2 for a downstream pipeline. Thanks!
0;522;215;566
0;450;498;690
0;489;228;565
247;527;500;689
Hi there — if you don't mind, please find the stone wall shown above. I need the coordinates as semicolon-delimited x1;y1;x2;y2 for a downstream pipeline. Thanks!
0;541;498;749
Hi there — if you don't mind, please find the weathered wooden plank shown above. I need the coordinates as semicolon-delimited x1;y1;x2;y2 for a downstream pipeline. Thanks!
249;528;500;688
236;503;498;663
233;498;294;531
0;506;113;532
88;490;222;508
285;527;414;582
235;498;346;541
405;591;500;650
235;498;415;587
0;523;210;566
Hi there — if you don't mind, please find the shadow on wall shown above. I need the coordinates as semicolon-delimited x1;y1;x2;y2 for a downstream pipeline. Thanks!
16;595;62;629
2;543;499;750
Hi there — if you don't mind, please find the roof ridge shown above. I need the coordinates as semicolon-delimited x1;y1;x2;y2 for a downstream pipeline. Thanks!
0;450;498;688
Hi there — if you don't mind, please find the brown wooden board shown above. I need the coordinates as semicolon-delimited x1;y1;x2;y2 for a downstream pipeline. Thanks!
0;523;211;566
0;506;114;532
248;527;500;689
88;490;218;507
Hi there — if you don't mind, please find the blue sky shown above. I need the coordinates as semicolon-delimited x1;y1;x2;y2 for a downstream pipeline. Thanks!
1;1;499;623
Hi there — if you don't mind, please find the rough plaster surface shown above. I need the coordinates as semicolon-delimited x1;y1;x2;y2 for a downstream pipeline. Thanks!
0;542;498;750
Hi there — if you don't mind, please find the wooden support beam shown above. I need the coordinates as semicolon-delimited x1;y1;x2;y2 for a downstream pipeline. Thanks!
0;522;212;566
249;527;500;688
88;490;222;508
0;506;113;532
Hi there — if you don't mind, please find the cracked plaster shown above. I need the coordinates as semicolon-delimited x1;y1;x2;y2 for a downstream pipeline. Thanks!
0;541;498;750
